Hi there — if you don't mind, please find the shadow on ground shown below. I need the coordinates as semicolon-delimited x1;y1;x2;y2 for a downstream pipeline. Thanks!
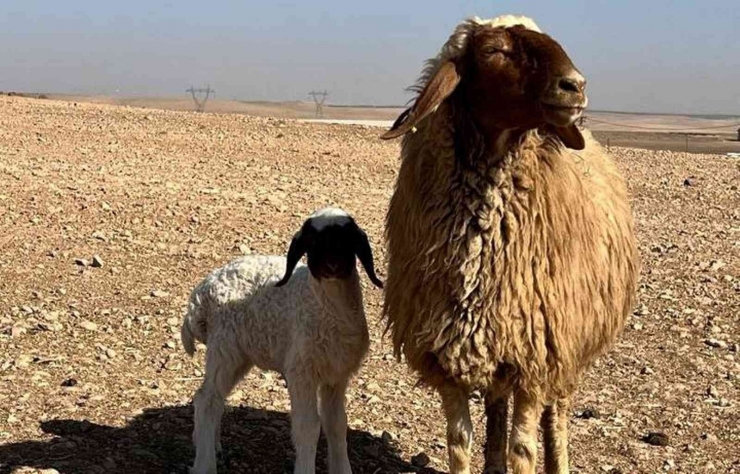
0;404;443;474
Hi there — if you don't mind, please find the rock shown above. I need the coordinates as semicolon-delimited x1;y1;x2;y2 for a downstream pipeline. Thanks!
701;432;718;442
79;320;98;331
705;339;728;349
683;177;694;186
641;366;654;375
10;325;27;338
91;254;104;268
411;452;430;468
105;348;117;359
61;378;78;387
151;289;169;298
74;258;89;267
643;432;670;446
15;355;33;368
576;406;601;420
707;385;719;398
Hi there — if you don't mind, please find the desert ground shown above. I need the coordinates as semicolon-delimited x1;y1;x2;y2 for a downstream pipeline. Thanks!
0;95;739;474
19;93;740;155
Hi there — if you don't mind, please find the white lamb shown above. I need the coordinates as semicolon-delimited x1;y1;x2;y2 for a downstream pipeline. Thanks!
181;207;384;474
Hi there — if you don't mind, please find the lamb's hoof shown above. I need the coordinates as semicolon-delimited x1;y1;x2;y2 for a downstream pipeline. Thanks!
189;466;217;474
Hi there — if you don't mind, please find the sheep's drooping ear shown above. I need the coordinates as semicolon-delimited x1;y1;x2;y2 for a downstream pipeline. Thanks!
354;227;384;289
380;61;461;140
275;229;307;287
550;124;585;150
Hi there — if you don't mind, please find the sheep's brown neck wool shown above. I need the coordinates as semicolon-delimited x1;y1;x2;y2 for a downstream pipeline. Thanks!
385;120;638;398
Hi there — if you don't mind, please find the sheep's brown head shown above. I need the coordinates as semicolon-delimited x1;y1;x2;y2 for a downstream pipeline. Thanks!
382;15;587;150
275;207;384;289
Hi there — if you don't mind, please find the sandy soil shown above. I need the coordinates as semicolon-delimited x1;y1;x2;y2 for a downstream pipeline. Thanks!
0;96;738;474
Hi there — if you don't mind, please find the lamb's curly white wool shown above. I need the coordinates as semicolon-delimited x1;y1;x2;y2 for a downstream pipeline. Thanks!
182;207;383;474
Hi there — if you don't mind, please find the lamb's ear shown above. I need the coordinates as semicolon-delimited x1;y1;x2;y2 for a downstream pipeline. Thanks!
550;124;585;150
354;226;384;289
275;229;307;287
380;61;461;140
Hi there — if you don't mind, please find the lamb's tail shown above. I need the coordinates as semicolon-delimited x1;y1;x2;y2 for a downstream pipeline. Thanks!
181;291;206;357
181;313;197;356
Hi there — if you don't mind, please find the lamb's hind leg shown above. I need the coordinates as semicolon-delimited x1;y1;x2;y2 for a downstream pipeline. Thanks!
541;397;570;474
483;392;509;474
508;391;542;474
191;348;252;474
439;383;473;474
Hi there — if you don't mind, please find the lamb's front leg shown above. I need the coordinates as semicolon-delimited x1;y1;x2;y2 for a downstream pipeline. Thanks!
288;374;321;474
320;380;352;474
439;383;473;474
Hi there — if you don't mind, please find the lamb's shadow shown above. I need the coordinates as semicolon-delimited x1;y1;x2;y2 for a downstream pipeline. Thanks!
0;404;443;474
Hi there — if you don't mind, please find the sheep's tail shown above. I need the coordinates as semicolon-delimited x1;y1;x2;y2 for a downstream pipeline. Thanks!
181;290;206;357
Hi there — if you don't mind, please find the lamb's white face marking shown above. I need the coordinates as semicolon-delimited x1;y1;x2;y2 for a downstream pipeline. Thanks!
308;207;352;231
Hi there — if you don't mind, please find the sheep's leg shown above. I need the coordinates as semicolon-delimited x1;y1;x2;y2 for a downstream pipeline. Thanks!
508;391;542;474
541;397;570;474
191;348;252;474
483;393;509;474
439;383;473;474
320;380;352;474
288;374;321;474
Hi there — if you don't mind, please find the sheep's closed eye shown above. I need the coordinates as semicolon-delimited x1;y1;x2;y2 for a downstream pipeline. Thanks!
483;47;513;59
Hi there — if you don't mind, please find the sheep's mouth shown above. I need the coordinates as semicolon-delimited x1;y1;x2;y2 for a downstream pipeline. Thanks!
541;102;585;126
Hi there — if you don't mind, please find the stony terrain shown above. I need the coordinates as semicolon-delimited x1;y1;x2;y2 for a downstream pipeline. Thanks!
0;96;738;473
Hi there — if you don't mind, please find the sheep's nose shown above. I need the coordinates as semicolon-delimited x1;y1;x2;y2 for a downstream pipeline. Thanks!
557;74;586;94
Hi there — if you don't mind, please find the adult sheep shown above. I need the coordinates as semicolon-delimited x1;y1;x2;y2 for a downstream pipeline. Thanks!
380;15;639;474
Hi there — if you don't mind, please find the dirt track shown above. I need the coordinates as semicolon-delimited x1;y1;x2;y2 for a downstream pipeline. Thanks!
0;97;738;473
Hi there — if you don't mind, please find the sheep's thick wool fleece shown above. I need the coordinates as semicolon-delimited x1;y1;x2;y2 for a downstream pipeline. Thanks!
384;107;639;398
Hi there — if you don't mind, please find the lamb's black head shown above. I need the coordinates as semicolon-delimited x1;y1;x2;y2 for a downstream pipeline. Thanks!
275;207;383;289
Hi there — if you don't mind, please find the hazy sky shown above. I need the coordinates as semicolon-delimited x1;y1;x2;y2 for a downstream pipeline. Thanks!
2;0;738;114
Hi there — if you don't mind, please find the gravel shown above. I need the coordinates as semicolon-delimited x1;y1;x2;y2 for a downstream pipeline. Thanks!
0;96;738;473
